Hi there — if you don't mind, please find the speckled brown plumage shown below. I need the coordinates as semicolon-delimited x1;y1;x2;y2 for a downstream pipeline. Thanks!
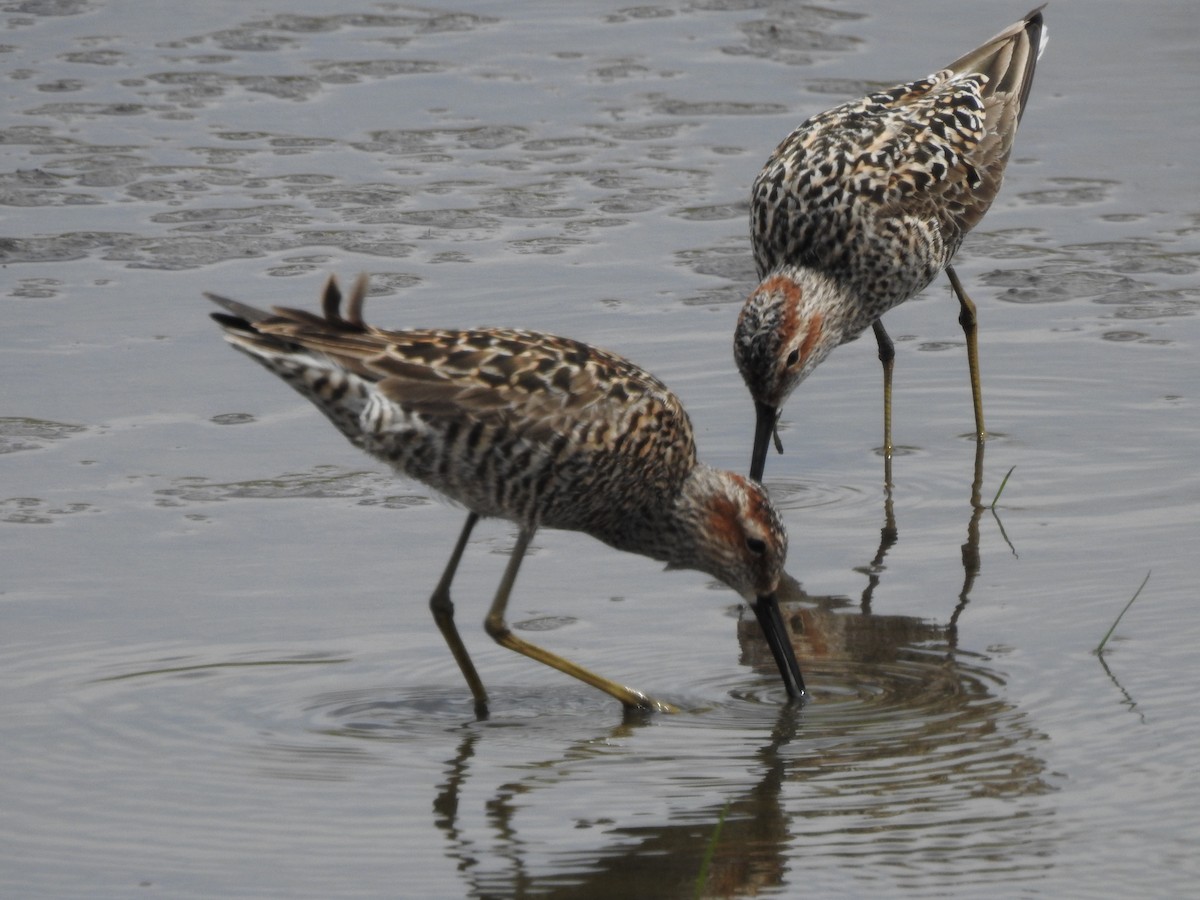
737;7;1046;479
209;274;805;714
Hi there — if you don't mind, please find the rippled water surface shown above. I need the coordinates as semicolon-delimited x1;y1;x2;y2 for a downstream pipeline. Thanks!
4;1;1199;897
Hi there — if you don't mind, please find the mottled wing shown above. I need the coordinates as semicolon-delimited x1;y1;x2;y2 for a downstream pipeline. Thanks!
752;74;988;287
367;327;696;458
210;279;697;474
752;7;1043;287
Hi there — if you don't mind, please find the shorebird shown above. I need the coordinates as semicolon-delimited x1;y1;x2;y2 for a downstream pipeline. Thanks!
736;8;1047;481
208;275;805;716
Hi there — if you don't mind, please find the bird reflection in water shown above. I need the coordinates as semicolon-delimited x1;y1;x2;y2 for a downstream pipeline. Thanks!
741;440;1006;689
426;445;1057;897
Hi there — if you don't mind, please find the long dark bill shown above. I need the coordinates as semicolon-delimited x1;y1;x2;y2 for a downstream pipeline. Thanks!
749;400;779;482
752;593;806;700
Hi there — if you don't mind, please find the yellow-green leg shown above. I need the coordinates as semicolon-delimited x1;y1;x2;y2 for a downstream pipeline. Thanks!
946;265;987;441
429;512;489;717
484;528;678;713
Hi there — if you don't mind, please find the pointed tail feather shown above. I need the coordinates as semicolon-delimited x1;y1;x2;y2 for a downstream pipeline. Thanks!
946;7;1045;123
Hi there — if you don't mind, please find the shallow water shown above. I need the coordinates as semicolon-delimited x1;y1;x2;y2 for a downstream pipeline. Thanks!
4;1;1199;897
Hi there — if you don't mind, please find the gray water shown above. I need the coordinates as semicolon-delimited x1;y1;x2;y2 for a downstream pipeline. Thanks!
4;1;1199;896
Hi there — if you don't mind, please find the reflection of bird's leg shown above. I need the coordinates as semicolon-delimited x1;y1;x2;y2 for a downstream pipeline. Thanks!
484;529;678;713
859;483;898;616
947;265;986;442
950;440;987;641
429;512;489;718
431;730;479;886
871;319;896;460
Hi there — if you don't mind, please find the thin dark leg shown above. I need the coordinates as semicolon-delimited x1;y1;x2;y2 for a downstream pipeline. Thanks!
946;265;986;441
429;512;489;716
872;319;896;460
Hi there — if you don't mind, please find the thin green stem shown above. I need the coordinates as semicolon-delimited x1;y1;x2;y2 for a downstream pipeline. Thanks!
990;465;1016;510
1096;570;1151;655
694;802;730;899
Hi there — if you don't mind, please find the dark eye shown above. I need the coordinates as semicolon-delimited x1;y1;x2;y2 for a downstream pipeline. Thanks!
745;537;767;555
785;349;800;367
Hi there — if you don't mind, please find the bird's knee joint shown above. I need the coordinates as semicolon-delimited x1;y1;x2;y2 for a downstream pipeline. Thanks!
429;590;454;617
484;615;511;644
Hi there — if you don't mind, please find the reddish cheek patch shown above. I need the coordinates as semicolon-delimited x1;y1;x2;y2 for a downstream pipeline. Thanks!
759;274;803;308
799;310;823;365
705;494;742;549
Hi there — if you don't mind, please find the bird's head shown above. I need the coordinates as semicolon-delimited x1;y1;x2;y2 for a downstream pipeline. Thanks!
734;267;846;480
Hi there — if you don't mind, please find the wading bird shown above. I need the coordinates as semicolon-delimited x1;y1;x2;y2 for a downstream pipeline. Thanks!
209;275;805;716
736;8;1046;480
